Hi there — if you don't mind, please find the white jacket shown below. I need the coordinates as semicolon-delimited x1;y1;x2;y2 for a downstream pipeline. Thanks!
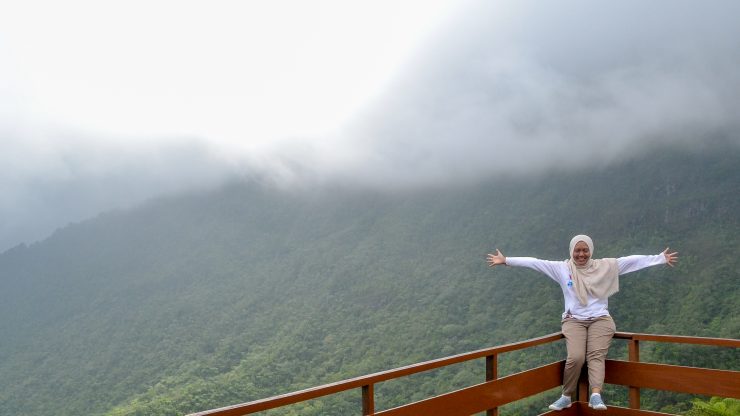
506;254;666;320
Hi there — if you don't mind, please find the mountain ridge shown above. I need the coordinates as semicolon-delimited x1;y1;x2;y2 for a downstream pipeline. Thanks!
0;141;738;415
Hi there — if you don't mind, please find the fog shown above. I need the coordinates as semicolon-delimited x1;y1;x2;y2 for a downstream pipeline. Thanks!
2;0;739;251
292;0;740;187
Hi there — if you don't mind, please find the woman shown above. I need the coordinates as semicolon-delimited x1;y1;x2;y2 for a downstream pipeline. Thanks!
486;235;678;411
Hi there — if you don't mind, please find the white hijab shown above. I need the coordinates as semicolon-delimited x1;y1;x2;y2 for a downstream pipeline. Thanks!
567;235;619;306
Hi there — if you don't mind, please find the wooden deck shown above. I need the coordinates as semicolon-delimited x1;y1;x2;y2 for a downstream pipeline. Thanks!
540;402;676;415
188;332;740;416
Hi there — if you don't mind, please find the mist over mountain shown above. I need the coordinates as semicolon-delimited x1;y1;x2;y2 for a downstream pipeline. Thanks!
3;0;740;253
316;1;740;188
0;142;738;415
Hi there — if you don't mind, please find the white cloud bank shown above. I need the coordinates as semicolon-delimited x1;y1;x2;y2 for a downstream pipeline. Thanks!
269;0;740;187
1;0;739;250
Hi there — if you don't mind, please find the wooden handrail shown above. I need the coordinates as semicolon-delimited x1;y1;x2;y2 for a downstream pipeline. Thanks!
187;332;564;416
188;331;739;416
614;332;740;347
375;361;565;416
605;360;740;398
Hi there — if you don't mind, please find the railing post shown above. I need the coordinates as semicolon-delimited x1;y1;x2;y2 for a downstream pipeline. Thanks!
362;384;374;415
628;339;640;409
577;365;589;403
486;354;498;416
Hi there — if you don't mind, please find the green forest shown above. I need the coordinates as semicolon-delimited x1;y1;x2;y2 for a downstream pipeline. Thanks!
0;140;738;416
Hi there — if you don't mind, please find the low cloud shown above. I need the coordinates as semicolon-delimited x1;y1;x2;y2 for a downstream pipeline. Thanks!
266;0;740;187
2;0;740;251
0;129;232;251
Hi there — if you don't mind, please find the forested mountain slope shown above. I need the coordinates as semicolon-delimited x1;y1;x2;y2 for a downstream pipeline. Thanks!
0;141;738;415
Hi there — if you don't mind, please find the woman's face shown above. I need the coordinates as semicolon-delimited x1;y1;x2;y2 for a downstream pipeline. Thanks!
572;241;591;266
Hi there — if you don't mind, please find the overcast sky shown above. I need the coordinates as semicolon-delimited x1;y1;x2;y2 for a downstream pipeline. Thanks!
2;0;739;251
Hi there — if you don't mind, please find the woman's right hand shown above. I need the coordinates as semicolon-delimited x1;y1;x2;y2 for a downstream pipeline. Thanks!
486;249;506;267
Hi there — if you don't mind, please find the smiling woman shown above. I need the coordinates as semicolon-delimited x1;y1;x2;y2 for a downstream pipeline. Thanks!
486;235;679;411
571;241;591;266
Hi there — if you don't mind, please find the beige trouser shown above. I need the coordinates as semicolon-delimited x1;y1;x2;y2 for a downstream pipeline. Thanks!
561;316;616;397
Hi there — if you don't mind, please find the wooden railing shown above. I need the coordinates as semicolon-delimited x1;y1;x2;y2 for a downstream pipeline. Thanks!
188;332;740;416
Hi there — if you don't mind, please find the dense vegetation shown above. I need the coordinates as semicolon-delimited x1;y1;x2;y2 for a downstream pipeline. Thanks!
686;398;740;416
0;140;738;416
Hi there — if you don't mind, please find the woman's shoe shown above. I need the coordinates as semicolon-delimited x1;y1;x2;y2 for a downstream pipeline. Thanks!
589;393;607;410
548;395;572;411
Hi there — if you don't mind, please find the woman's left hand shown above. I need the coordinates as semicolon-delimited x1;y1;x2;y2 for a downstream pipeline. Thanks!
662;247;679;267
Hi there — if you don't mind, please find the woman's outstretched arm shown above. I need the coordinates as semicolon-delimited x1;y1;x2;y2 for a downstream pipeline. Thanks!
486;249;565;283
618;247;679;275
